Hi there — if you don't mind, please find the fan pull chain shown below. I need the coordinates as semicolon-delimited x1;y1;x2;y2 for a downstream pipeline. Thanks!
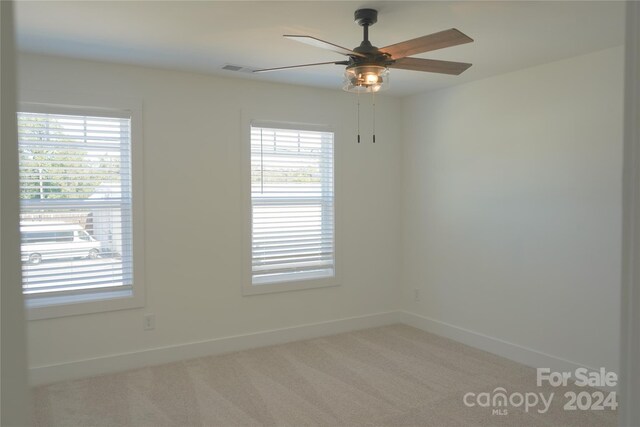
372;89;376;143
357;90;361;143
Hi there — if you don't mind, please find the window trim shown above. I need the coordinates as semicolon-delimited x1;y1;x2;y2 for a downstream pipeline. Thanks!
241;113;341;296
19;91;145;320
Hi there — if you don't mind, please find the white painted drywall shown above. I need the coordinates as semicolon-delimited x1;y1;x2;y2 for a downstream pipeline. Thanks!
1;1;32;424
401;47;624;373
18;46;625;384
620;2;640;425
17;53;402;375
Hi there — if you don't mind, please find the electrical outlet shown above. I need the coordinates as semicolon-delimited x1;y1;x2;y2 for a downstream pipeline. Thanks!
414;288;420;302
144;313;155;331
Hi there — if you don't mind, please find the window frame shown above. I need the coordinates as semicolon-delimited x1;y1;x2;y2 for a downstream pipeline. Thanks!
18;91;145;320
241;114;341;296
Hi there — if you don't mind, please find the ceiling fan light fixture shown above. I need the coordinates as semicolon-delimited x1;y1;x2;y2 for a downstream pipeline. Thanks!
343;65;389;93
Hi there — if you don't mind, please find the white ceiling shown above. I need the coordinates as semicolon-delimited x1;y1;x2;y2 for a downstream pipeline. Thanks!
14;1;625;97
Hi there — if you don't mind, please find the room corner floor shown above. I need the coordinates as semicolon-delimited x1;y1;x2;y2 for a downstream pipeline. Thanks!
32;324;616;427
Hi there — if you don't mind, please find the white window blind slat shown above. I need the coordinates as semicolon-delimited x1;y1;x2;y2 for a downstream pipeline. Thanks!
17;111;134;298
251;126;335;285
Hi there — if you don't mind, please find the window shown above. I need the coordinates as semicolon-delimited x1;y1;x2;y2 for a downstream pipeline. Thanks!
17;102;143;319
248;124;336;292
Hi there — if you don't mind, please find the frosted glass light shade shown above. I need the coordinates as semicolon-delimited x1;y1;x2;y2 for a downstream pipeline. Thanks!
343;65;389;93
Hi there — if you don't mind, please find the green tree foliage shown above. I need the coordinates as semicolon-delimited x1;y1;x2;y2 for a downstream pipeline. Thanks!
19;114;121;200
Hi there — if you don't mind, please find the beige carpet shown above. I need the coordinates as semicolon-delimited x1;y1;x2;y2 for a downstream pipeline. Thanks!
32;324;617;426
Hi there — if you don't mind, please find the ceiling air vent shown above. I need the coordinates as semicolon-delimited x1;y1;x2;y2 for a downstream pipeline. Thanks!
221;64;258;73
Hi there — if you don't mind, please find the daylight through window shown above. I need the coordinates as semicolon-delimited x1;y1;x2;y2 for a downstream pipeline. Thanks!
17;109;134;306
250;125;335;285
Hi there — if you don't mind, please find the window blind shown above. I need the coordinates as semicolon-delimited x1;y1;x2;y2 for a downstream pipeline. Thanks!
251;125;335;285
17;110;133;299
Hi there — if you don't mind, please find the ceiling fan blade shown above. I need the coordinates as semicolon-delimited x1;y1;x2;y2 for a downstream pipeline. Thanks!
381;28;473;60
284;35;366;58
253;61;347;73
389;57;472;75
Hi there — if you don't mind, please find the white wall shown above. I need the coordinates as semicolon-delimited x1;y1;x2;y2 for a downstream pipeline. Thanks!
19;45;625;385
18;53;402;381
401;47;623;373
1;1;32;424
620;2;640;424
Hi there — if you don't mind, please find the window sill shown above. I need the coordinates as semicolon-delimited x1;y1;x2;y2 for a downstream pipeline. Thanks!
26;288;144;320
242;277;340;296
242;276;340;296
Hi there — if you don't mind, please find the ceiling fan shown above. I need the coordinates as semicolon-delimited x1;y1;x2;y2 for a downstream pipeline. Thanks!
255;8;474;93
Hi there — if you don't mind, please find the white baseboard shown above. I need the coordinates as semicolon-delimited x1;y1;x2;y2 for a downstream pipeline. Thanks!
398;310;616;391
30;310;614;391
29;311;399;386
